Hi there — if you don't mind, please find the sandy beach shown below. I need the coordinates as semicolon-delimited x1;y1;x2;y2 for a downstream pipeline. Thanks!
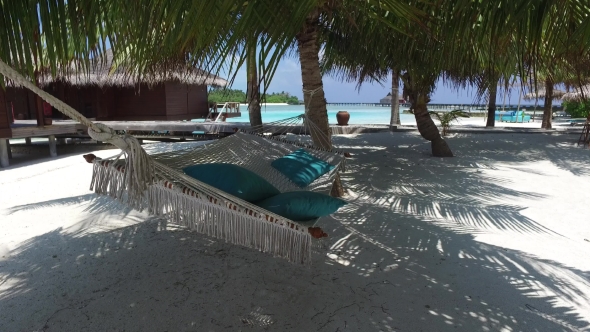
1;129;589;331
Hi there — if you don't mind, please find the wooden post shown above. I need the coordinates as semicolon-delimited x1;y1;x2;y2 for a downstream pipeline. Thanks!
25;137;32;144
48;135;57;157
6;140;11;159
577;122;590;147
35;96;45;126
0;138;9;167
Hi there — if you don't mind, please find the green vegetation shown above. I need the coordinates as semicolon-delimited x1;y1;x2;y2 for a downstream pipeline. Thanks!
208;89;300;104
262;92;300;104
208;89;247;103
563;100;590;119
428;110;470;136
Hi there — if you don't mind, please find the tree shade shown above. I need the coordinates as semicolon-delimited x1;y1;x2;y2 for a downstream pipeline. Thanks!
1;0;589;153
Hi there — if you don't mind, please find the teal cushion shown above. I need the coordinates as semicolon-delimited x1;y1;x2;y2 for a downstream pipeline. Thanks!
271;149;335;188
182;163;280;202
256;191;347;222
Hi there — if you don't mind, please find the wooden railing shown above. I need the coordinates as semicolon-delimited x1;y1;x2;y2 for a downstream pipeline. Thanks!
206;102;241;122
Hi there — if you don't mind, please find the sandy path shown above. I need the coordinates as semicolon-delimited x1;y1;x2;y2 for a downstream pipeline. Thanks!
1;132;589;331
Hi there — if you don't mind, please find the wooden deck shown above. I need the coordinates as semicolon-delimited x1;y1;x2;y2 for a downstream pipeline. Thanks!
97;120;245;133
5;119;392;138
9;120;87;139
0;119;389;168
206;102;241;121
208;111;242;119
0;120;88;167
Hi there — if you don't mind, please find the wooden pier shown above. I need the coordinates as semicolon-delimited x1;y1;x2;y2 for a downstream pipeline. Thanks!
327;102;563;113
206;102;241;121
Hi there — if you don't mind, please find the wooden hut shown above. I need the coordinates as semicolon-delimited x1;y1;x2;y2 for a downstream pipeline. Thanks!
379;92;406;104
0;50;227;167
562;85;590;102
5;50;227;121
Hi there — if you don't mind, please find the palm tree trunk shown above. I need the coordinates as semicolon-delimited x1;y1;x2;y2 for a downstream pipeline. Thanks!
297;10;344;197
542;78;553;129
390;70;401;127
403;72;453;157
297;10;331;150
412;92;453;157
247;42;263;132
486;84;497;127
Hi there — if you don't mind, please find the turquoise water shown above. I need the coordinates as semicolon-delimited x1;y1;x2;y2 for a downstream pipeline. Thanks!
193;105;414;125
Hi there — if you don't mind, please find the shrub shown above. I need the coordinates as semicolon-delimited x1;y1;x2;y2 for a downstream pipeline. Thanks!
562;100;590;118
429;109;470;136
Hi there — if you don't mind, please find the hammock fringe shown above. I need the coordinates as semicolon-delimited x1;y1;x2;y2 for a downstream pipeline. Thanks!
90;161;313;265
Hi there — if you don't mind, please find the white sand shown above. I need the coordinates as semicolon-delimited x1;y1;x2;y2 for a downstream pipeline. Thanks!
1;131;589;331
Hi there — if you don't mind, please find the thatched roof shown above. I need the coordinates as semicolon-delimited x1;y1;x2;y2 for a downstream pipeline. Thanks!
380;93;405;102
523;88;566;100
562;85;590;102
37;50;228;88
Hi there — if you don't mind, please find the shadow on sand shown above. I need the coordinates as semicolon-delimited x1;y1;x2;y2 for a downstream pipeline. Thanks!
0;132;589;331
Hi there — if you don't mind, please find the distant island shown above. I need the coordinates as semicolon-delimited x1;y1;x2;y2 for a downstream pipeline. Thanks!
208;88;300;105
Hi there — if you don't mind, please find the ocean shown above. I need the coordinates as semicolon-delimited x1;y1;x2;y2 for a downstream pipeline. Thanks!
193;104;415;125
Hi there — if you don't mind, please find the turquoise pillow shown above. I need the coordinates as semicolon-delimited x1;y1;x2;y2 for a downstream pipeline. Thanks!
182;163;280;202
271;149;335;188
256;191;347;222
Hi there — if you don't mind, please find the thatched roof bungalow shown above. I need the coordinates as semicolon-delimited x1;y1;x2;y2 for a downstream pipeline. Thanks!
562;85;590;102
379;92;406;104
523;88;566;101
3;50;227;122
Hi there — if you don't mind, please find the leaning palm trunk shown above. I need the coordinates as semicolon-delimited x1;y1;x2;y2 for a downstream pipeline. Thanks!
486;83;497;127
247;42;263;132
297;10;344;197
542;78;553;129
390;70;401;127
402;72;453;156
411;92;454;157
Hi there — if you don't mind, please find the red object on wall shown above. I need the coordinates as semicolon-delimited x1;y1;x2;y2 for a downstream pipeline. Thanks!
43;102;53;117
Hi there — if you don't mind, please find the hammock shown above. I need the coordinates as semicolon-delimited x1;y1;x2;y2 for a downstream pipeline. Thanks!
0;59;346;265
91;119;346;265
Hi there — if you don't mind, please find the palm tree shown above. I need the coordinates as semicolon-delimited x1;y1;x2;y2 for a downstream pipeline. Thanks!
2;0;589;148
296;8;331;150
320;1;469;156
390;70;401;127
321;0;589;154
246;37;263;132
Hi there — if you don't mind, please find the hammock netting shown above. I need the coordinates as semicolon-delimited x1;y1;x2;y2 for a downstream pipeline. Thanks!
91;117;346;265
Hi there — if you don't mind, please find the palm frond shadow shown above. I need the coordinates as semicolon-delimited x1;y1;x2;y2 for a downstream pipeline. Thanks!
449;133;590;177
326;202;590;331
6;194;134;217
1;132;589;331
320;132;590;330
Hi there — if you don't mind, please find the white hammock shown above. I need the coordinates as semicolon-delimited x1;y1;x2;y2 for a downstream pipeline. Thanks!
91;120;346;265
0;59;345;265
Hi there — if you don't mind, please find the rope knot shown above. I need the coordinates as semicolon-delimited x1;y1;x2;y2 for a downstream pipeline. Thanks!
87;123;153;207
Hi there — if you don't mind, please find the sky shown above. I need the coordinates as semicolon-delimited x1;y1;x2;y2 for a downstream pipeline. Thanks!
223;57;548;106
